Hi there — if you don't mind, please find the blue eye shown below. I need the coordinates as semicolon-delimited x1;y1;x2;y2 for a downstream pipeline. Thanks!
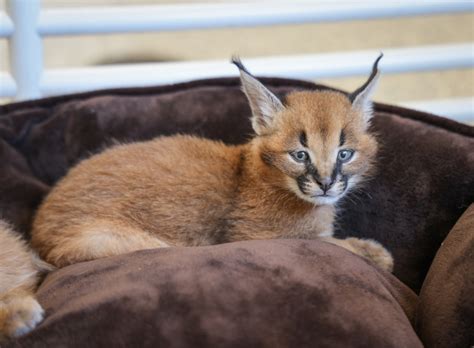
291;151;309;163
338;149;354;162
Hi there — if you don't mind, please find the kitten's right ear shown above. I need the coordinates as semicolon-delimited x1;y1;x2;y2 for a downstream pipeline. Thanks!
232;56;285;135
349;53;382;128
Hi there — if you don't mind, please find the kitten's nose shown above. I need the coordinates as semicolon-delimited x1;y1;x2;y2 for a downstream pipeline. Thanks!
316;177;335;193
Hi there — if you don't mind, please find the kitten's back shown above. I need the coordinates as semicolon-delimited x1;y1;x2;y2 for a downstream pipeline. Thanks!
32;135;244;260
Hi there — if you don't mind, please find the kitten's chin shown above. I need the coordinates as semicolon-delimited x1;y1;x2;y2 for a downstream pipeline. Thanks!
311;195;341;206
291;187;342;207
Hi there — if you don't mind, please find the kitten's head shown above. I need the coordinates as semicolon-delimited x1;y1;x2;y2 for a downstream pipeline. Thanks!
233;56;381;206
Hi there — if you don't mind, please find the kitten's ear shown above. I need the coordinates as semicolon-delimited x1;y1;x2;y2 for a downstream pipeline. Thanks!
232;56;285;135
349;53;383;127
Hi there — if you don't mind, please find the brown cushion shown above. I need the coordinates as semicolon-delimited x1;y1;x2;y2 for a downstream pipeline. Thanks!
417;204;474;348
1;78;472;291
6;240;421;348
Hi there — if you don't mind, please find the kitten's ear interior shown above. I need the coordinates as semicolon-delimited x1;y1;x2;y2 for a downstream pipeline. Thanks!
349;53;383;127
231;56;284;135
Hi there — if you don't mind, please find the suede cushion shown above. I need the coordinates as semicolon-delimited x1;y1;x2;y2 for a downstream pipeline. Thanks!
6;240;421;348
417;204;474;348
1;78;472;292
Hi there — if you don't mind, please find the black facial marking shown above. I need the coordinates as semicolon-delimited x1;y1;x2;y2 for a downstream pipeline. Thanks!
306;163;319;178
331;159;343;183
341;175;349;191
236;153;245;177
296;175;310;195
299;131;307;147
260;152;274;166
339;130;346;147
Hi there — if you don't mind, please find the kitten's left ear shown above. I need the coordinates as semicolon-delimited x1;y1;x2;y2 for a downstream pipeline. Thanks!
231;56;285;135
349;53;383;127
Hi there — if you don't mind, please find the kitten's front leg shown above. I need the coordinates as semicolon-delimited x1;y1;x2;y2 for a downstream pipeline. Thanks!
321;236;394;272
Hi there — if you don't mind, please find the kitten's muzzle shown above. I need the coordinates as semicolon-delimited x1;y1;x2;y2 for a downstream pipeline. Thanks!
314;176;335;194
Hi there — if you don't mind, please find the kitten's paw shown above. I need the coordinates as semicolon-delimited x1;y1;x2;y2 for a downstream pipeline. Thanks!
346;238;394;272
2;296;44;338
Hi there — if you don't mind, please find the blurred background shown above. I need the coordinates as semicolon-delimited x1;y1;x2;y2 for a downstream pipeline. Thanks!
0;0;473;122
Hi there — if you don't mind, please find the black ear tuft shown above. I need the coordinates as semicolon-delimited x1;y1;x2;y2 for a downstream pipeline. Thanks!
231;55;253;76
349;53;383;102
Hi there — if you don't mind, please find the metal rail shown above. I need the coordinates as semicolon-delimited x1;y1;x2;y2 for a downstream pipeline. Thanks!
0;0;472;121
38;44;473;96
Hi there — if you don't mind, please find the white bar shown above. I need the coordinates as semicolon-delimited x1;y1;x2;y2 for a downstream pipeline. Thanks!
401;97;474;122
7;0;43;100
38;1;473;36
0;72;16;97
40;43;474;96
0;12;14;38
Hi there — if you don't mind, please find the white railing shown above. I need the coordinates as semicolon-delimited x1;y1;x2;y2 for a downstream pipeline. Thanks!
401;97;474;123
0;0;473;122
35;44;473;96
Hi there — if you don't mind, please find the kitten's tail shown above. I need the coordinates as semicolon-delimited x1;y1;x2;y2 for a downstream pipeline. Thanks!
0;219;54;340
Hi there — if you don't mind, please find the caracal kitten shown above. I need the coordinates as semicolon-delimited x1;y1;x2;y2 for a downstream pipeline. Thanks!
31;56;392;271
1;57;392;338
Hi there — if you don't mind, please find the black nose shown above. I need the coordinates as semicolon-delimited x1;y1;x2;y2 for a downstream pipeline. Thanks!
315;177;335;193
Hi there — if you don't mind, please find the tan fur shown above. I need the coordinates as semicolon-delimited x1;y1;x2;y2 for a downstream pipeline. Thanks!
31;87;392;272
0;60;391;341
0;220;52;340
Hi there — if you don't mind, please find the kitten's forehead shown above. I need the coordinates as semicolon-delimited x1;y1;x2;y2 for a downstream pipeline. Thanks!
283;90;352;143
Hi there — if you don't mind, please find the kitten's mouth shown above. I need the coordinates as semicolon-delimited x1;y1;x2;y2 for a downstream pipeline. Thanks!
311;190;342;200
293;175;350;205
314;178;349;198
312;178;350;204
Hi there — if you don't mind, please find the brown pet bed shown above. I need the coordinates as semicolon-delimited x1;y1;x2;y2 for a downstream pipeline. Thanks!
1;77;473;347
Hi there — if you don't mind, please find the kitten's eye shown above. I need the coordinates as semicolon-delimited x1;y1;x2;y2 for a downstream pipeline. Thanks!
291;151;309;163
338;149;354;162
